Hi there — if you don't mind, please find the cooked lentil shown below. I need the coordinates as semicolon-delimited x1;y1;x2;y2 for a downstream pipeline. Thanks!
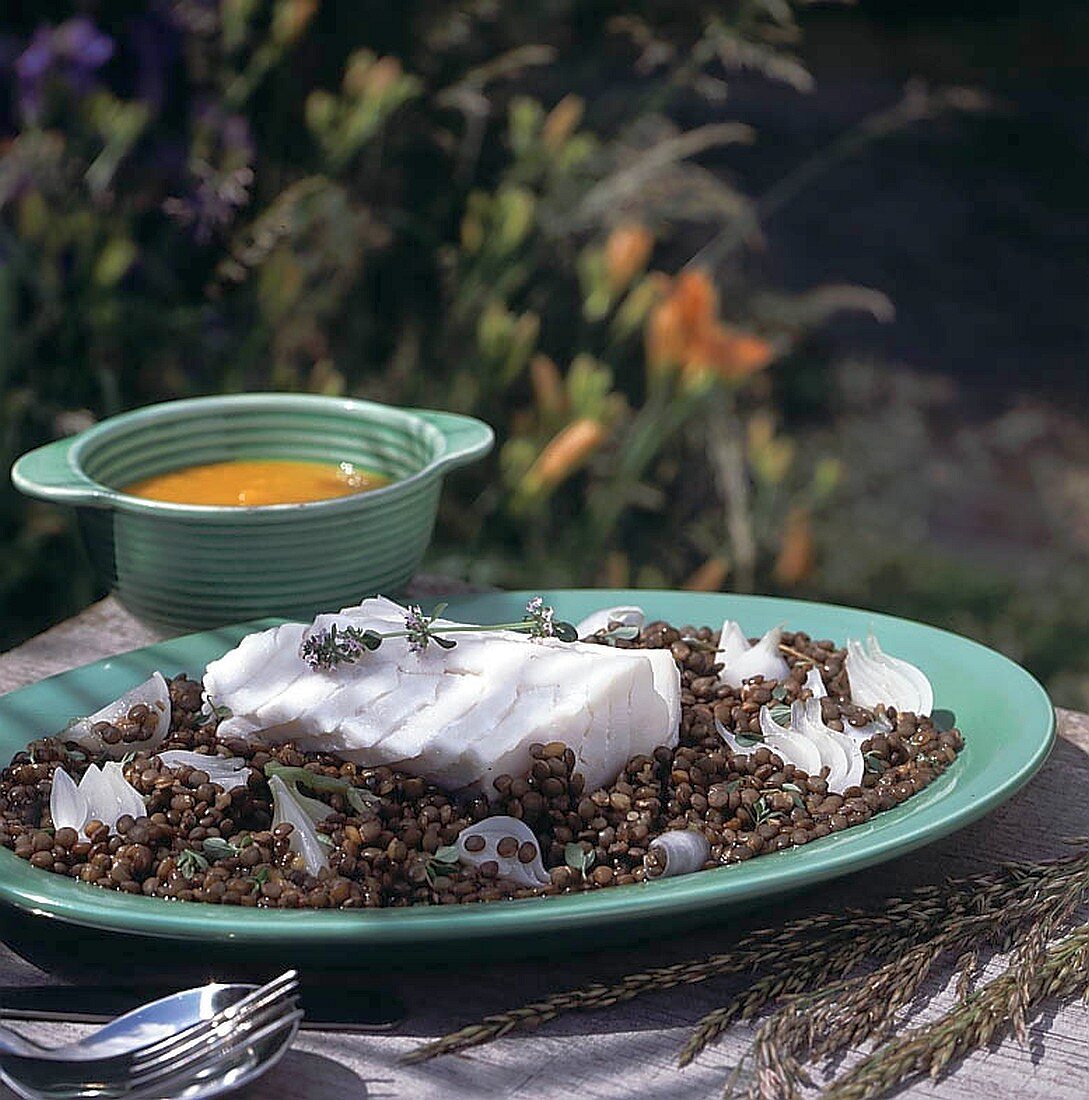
0;624;963;908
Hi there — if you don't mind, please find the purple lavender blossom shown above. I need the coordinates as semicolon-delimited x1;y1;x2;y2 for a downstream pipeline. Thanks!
15;17;114;124
403;605;431;653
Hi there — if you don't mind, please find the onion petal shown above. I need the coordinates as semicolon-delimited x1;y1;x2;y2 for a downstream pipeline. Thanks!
49;767;88;835
716;622;790;689
156;750;250;792
269;774;330;877
456;816;549;888
646;829;710;878
65;672;171;759
803;667;827;699
574;605;645;639
758;706;824;775
845;634;933;717
794;699;864;792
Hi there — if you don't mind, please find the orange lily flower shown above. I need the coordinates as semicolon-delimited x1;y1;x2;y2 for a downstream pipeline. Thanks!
604;224;653;294
645;269;775;384
520;417;608;495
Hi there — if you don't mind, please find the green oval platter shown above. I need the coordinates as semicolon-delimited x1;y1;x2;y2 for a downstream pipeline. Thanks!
0;590;1054;960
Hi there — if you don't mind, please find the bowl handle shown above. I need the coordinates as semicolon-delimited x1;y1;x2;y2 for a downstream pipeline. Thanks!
411;410;494;471
11;436;108;506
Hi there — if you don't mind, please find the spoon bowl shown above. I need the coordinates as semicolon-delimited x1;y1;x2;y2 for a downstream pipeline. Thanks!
0;984;255;1061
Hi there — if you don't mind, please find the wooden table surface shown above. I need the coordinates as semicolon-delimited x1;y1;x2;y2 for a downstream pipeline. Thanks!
1;592;1087;1099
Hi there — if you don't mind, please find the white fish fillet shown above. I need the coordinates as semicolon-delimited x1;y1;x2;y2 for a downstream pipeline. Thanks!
204;597;681;797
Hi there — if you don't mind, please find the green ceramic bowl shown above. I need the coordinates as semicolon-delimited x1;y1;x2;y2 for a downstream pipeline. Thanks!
11;394;493;630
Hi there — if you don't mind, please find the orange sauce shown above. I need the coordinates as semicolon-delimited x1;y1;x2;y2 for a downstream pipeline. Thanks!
123;459;389;506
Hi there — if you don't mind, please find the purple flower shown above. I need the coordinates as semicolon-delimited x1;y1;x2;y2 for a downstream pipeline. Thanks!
14;17;114;124
164;106;255;243
163;163;254;244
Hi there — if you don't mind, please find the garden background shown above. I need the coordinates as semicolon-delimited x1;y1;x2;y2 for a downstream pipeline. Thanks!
3;1;1088;706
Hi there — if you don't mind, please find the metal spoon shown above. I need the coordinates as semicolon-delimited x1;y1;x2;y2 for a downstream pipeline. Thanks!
1;1007;301;1100
0;982;263;1060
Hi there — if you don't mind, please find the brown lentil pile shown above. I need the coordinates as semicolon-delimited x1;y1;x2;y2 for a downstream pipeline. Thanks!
0;624;964;909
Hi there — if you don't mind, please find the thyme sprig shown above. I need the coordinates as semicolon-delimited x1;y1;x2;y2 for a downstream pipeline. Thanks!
406;846;1089;1089
299;597;577;670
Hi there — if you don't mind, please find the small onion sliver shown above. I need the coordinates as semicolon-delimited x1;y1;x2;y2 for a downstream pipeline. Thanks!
269;774;330;877
645;829;711;879
49;767;88;835
803;666;827;699
716;622;790;689
574;605;645;639
156;750;250;792
714;717;757;759
758;706;823;775
456;815;549;888
65;672;171;759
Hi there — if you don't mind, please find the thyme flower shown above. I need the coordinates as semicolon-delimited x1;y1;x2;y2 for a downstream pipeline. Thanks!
298;598;577;670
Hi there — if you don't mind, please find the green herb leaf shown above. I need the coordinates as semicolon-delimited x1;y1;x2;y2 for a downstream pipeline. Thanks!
736;731;764;748
864;751;890;775
177;848;209;878
565;842;595;873
433;844;461;866
768;703;792;726
265;762;378;811
751;796;783;827
771;683;790;702
781;782;806;810
553;621;579;643
932;709;957;733
202;836;241;859
346;787;380;813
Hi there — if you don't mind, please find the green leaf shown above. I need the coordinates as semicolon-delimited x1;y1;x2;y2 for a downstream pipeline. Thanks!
202;836;240;859
768;703;792;726
177;848;210;878
771;683;790;702
864;751;890;775
932;709;957;733
346;787;380;813
736;731;764;748
565;842;594;873
433;845;461;866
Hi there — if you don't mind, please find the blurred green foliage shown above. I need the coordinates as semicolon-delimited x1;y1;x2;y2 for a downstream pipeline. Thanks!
1;1;870;642
3;2;1086;708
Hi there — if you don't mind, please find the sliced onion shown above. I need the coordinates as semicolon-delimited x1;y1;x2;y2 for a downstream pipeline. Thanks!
156;750;250;792
49;764;147;839
101;762;148;823
803;666;827;699
845;634;933;717
49;767;88;834
714;716;757;758
645;829;711;879
574;606;645;639
269;774;329;877
758;706;823;775
456;815;549;888
794;700;864;792
716;622;790;689
65;672;171;759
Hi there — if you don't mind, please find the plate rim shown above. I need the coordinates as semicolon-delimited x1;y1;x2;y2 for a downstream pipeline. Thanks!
0;589;1056;943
